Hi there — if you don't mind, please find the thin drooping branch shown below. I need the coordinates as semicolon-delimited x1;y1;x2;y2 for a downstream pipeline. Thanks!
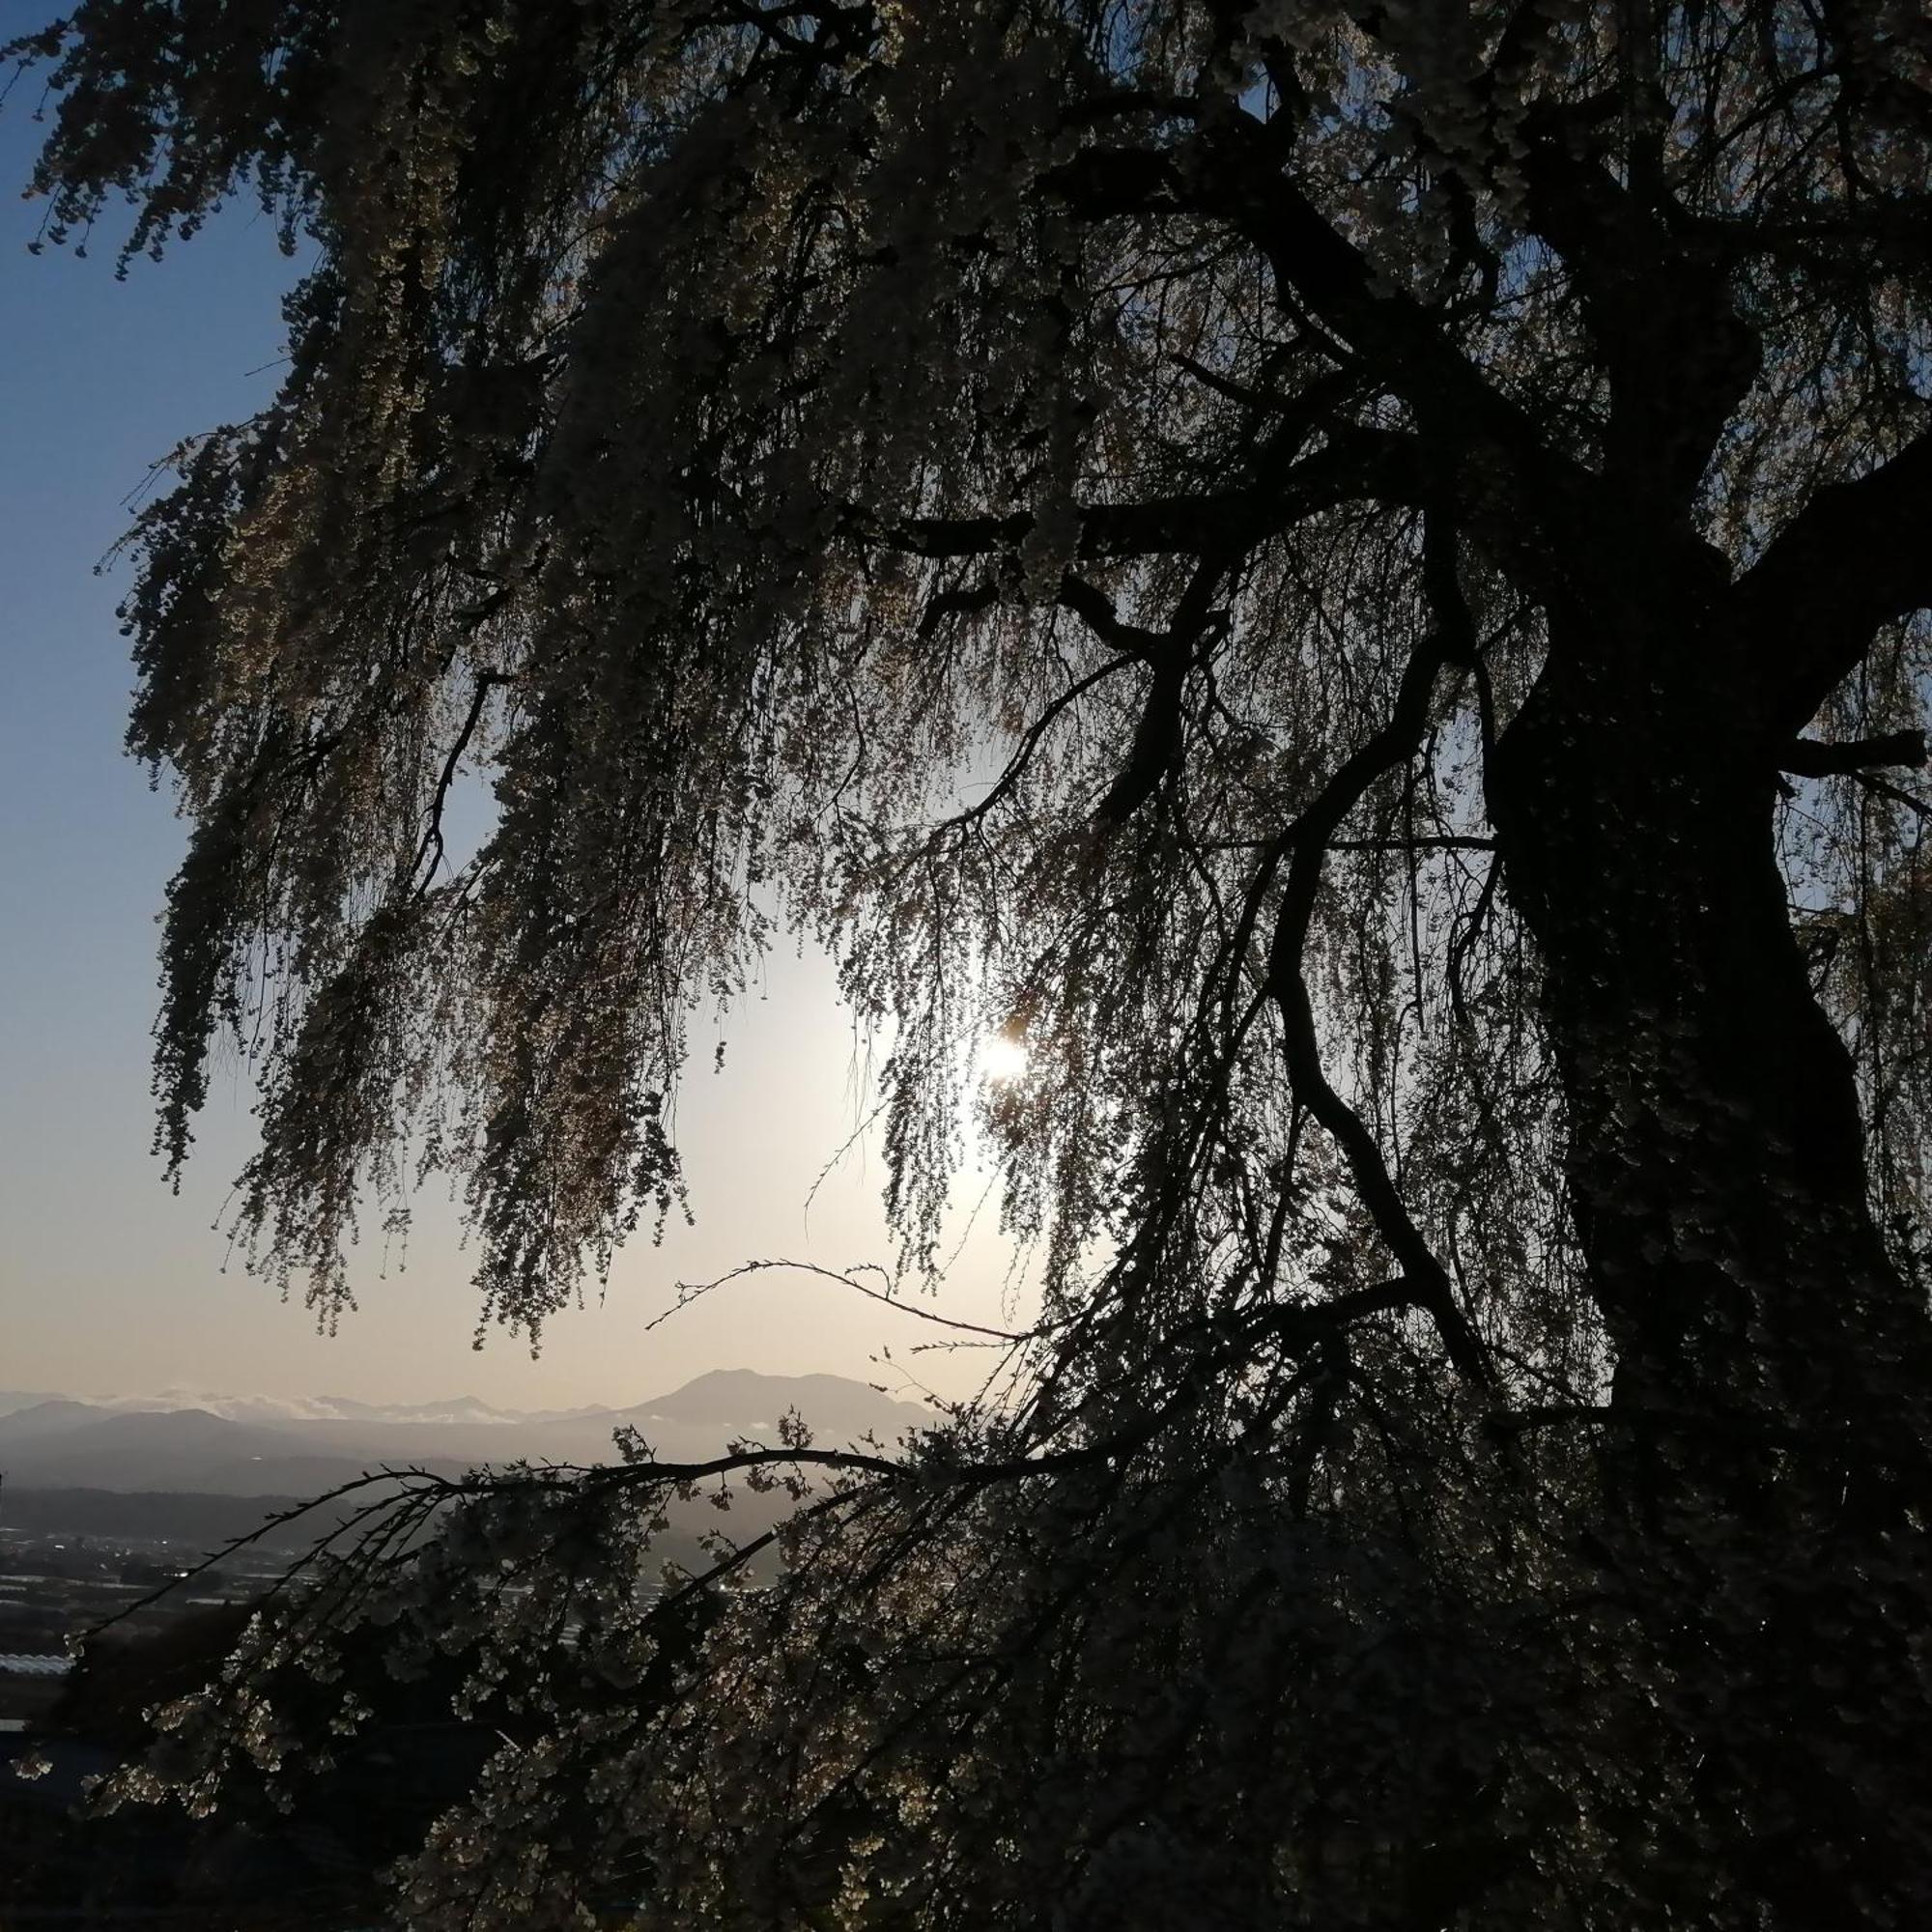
650;1258;1037;1345
929;657;1131;838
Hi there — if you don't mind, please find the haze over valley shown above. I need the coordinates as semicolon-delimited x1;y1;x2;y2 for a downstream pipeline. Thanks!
0;1370;932;1498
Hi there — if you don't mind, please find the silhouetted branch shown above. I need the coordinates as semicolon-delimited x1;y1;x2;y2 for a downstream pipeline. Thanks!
1736;426;1932;727
1779;729;1926;777
1242;519;1492;1385
652;1258;1036;1345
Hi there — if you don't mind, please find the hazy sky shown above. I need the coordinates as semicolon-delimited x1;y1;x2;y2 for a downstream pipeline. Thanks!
0;94;1023;1410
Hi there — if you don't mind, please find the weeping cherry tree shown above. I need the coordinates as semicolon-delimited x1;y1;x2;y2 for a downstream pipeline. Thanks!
12;0;1932;1924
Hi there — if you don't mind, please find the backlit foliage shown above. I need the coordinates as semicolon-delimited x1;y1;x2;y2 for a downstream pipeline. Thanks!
13;0;1932;1924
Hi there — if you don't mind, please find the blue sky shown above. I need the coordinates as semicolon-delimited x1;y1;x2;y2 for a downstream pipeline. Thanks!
0;89;1015;1408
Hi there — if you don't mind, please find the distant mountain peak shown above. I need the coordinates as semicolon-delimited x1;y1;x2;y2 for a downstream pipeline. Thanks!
0;1370;933;1495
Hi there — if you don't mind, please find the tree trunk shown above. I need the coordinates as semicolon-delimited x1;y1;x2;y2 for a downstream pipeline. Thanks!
1488;619;1932;1923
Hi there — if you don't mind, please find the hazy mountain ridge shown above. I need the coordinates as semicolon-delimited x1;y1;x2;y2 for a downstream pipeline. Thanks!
7;1389;584;1428
0;1372;933;1495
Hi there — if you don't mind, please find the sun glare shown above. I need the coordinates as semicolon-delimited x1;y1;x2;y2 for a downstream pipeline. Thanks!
981;1034;1030;1084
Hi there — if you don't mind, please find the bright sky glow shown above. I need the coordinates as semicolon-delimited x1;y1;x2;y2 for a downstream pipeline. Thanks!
0;96;1022;1411
980;1036;1030;1084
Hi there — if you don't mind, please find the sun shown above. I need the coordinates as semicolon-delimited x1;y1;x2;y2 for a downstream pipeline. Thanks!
980;1033;1030;1084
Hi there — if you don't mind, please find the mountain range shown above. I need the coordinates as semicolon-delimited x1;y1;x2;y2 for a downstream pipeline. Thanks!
0;1371;933;1496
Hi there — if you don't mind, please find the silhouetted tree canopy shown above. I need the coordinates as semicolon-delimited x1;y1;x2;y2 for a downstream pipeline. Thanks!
13;0;1932;1925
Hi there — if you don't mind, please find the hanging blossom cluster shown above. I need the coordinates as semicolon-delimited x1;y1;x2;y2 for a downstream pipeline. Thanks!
13;0;1924;1338
12;0;1932;1924
88;1378;1626;1930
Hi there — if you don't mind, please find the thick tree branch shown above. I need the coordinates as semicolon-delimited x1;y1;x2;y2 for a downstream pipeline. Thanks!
1045;125;1602;600
1779;729;1926;777
1733;426;1932;728
1077;553;1233;826
1512;122;1760;510
1057;575;1167;658
870;428;1421;564
1242;524;1491;1385
412;671;509;895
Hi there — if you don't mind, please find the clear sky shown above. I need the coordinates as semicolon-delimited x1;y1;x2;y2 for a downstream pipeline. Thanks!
0;89;1022;1410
